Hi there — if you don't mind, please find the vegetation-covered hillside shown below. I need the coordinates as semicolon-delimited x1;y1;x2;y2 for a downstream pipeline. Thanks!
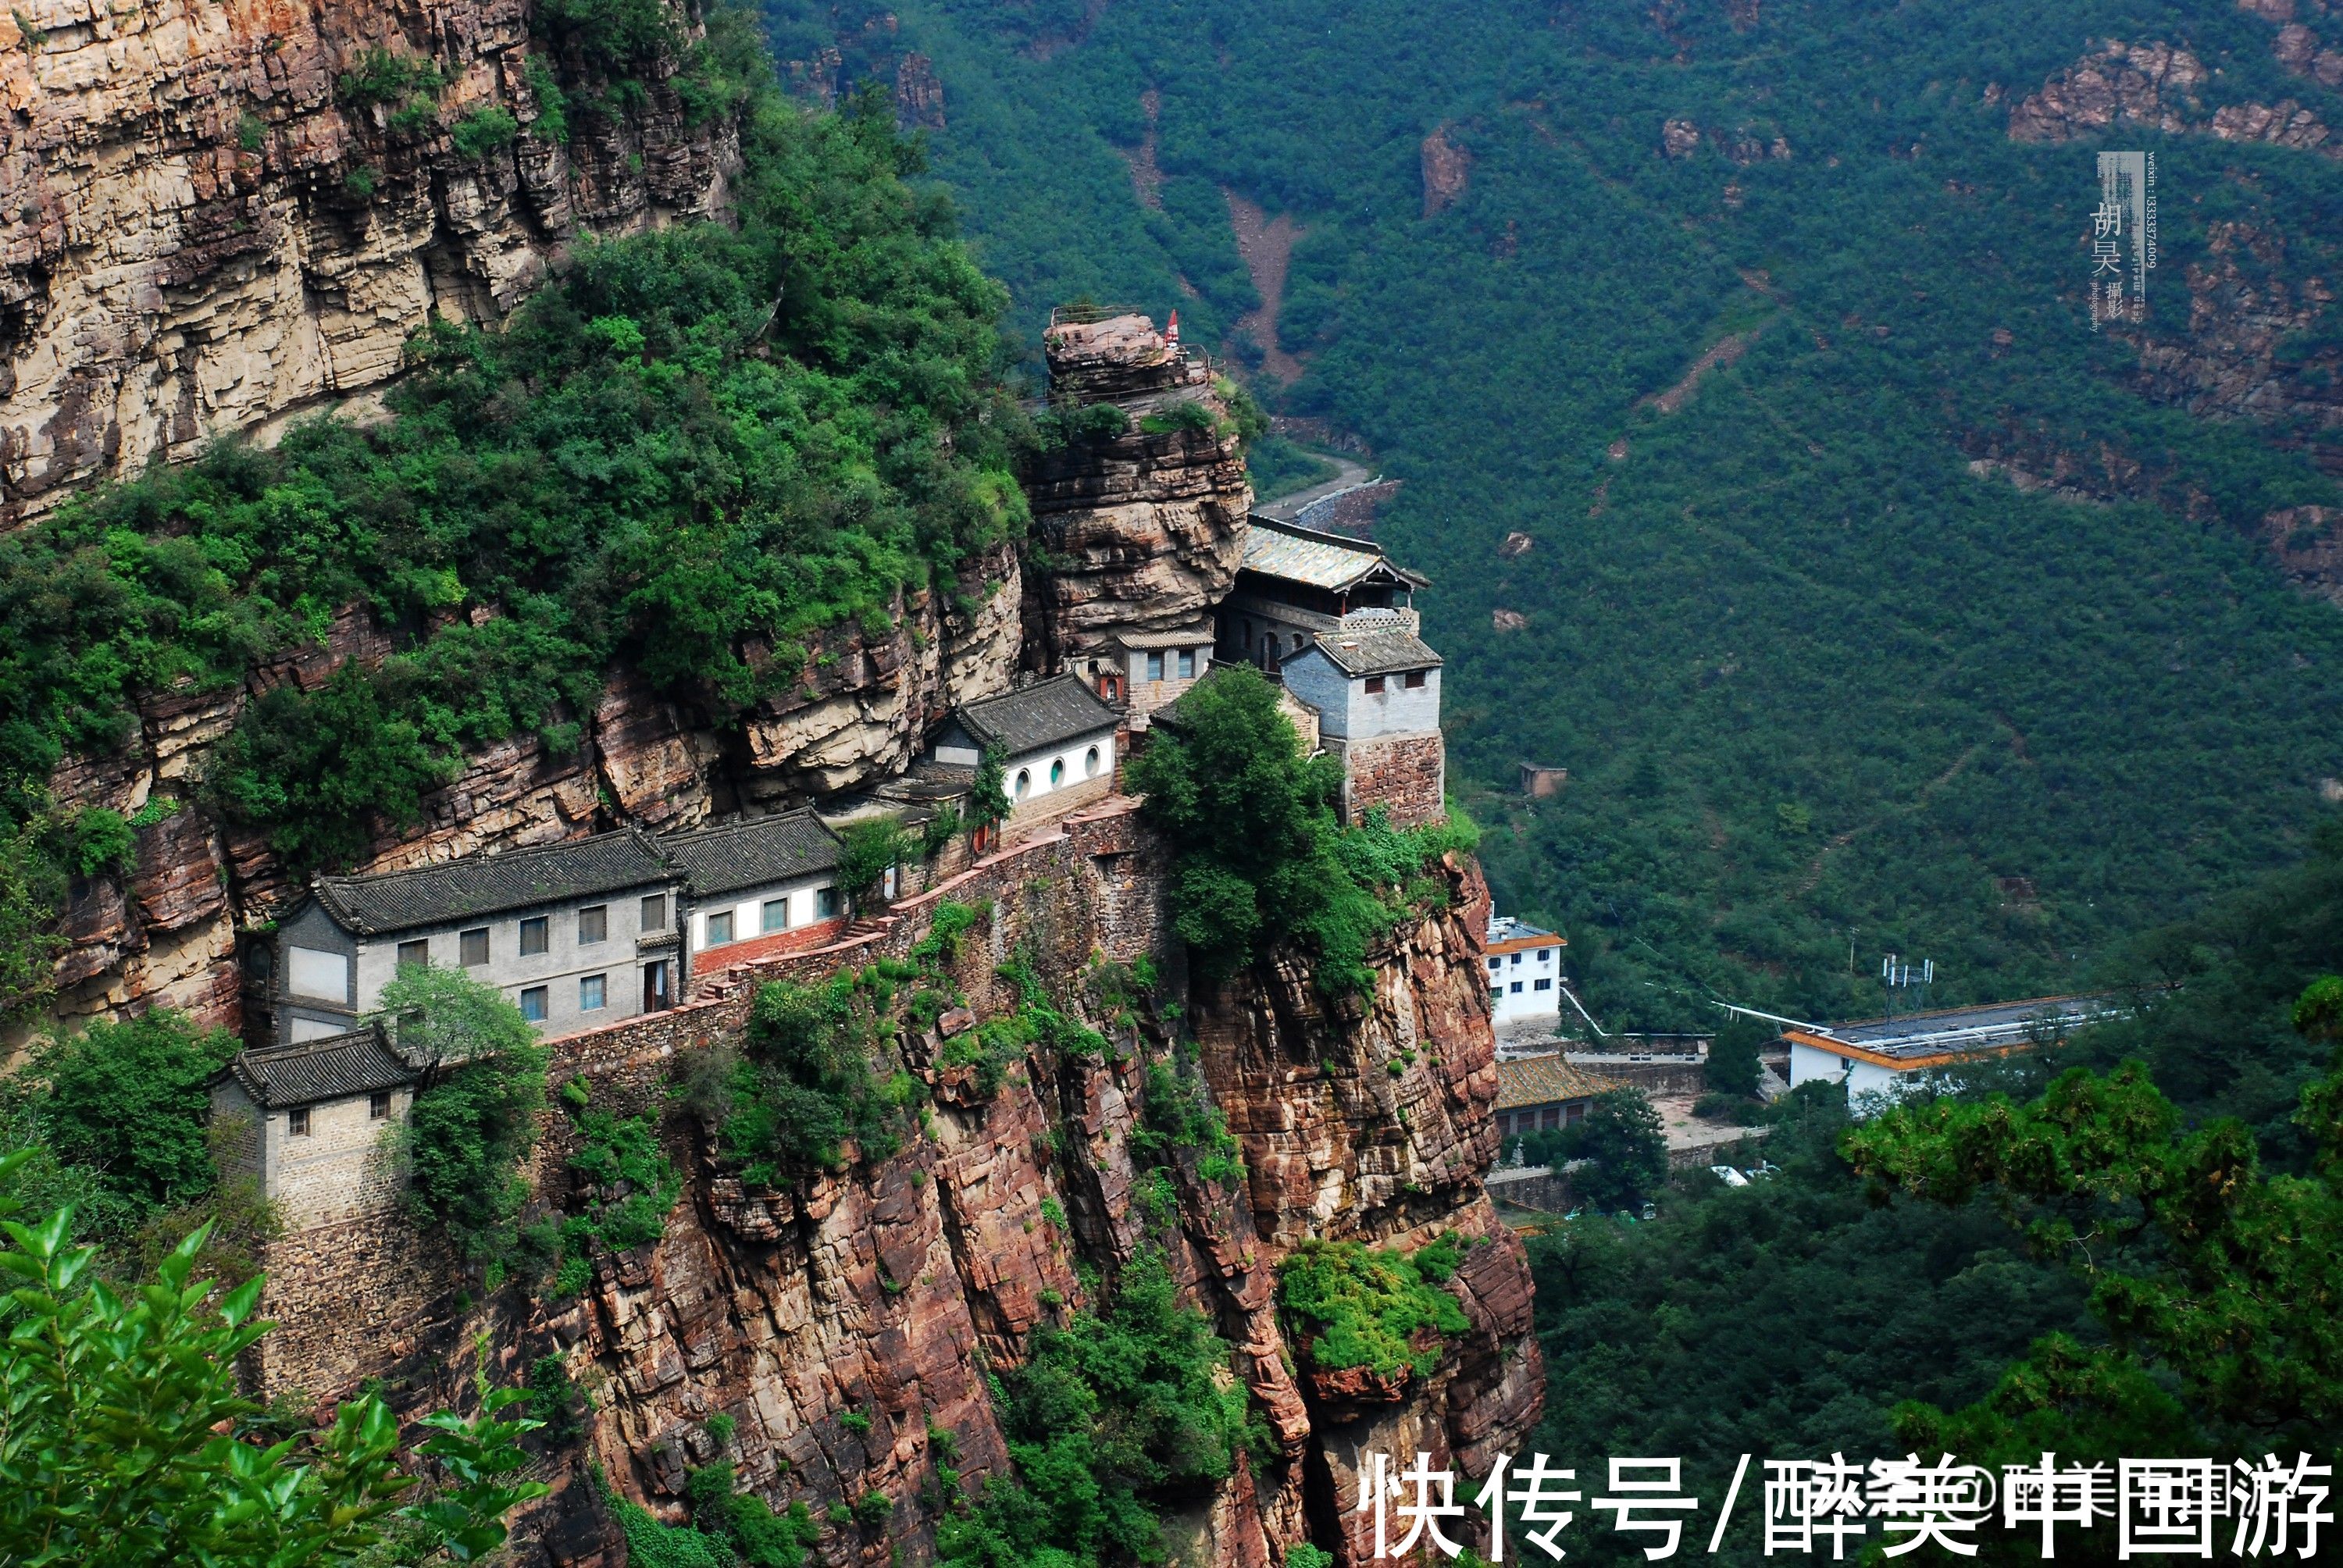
0;16;1029;1017
771;0;2343;1027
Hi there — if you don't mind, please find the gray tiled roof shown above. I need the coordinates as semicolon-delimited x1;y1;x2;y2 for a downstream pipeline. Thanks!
1240;517;1427;593
954;675;1120;757
662;809;843;899
1310;629;1443;677
223;1023;413;1110
312;829;670;936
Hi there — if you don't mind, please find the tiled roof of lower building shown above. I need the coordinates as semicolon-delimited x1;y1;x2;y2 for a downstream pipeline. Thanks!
1311;629;1443;678
223;1023;413;1110
1495;1052;1621;1111
662;808;843;900
312;829;670;936
954;674;1121;757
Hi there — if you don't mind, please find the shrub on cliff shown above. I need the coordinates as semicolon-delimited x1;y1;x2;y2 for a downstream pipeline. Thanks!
6;1009;240;1238
721;972;919;1178
1129;663;1471;994
1276;1234;1471;1383
936;1250;1264;1566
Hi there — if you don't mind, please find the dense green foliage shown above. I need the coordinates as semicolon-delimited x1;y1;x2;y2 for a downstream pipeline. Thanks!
531;1102;683;1298
1527;1089;2094;1567
1277;1234;1471;1383
5;1010;239;1238
0;40;1025;879
1129;1049;1244;1188
1847;975;2343;1461
1129;665;1475;992
936;1252;1261;1567
0;1167;547;1566
773;0;2343;1028
683;1461;822;1566
1525;827;2343;1561
1518;1088;1671;1213
720;971;922;1178
387;967;551;1271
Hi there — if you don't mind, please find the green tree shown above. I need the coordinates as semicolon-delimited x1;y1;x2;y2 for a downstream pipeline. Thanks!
1846;976;2343;1458
1704;1016;1766;1101
968;746;1012;832
836;815;915;915
1563;1089;1669;1213
0;1166;547;1564
16;1010;240;1236
381;966;547;1270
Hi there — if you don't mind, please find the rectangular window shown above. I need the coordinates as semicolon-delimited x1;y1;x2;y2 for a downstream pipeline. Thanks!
1404;669;1428;689
579;904;608;944
1542;1106;1560;1130
460;928;489;967
816;886;840;919
288;1107;311;1137
640;893;668;932
762;896;790;933
519;916;549;957
1487;957;1501;972
1538;947;1553;964
369;1090;391;1120
1510;981;1524;994
396;939;430;970
706;911;733;946
1511;952;1523;966
519;985;548;1023
1364;675;1386;695
287;946;350;1001
1147;650;1165;681
1534;978;1553;992
1177;648;1195;679
580;974;606;1011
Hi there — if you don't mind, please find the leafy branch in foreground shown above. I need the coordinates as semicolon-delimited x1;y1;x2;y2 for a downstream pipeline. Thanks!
0;1149;547;1565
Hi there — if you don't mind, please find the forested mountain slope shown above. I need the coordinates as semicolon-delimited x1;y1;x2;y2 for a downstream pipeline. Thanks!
770;0;2343;1026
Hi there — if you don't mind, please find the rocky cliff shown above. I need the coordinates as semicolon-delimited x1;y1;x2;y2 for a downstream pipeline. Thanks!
0;0;736;524
36;543;1020;1035
1021;315;1250;677
285;818;1538;1568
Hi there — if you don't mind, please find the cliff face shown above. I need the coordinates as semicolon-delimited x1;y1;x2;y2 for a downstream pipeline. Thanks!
37;545;1019;1034
297;818;1539;1568
0;0;736;523
1022;315;1250;676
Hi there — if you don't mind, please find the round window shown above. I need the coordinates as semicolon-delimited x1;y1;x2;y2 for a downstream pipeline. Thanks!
1015;768;1032;800
1085;745;1101;778
1050;758;1065;786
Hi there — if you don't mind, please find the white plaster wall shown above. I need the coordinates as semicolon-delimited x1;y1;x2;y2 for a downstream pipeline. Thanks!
690;871;842;953
1488;944;1563;1025
1006;727;1117;808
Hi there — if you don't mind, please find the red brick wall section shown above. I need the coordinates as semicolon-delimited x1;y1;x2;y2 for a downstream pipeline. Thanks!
690;916;849;978
1343;731;1446;829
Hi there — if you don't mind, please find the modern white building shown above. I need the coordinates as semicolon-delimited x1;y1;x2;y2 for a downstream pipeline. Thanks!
1784;994;2119;1113
928;674;1122;832
1485;914;1565;1028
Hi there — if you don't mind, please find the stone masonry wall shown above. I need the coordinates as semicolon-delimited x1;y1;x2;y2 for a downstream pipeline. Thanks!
248;798;1543;1568
1338;729;1447;829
